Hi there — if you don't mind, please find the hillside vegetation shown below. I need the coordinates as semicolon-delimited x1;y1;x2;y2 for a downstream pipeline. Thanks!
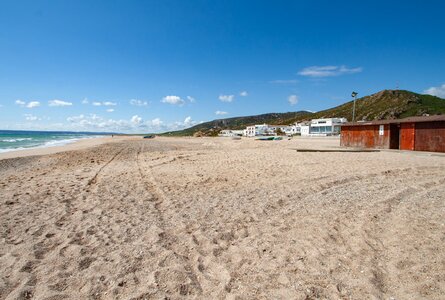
161;90;445;136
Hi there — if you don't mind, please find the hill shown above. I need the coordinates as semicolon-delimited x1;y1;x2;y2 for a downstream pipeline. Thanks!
307;90;445;122
161;90;445;136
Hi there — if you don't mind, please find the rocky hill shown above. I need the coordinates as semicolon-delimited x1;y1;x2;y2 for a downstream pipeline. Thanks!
161;90;445;136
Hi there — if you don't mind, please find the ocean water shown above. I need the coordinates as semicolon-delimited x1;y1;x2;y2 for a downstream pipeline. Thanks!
0;130;107;153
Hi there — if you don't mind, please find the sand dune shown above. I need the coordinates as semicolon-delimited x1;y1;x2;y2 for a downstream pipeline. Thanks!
1;137;444;299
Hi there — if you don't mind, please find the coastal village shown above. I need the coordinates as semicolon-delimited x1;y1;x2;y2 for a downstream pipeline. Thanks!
219;117;348;137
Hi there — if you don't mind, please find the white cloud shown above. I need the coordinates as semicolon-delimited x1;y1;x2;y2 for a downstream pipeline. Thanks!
298;65;362;77
219;94;234;102
15;100;41;108
183;116;193;126
187;96;196;103
131;115;142;125
49;99;72;107
82;98;89;104
161;95;185;105
288;95;298;106
26;101;41;108
130;99;149;106
106;108;114;113
24;114;40;121
91;101;116;106
215;110;228;115
67;114;131;131
15;100;26;106
240;91;248;97
424;83;445;98
149;118;163;127
168;116;198;130
65;113;195;133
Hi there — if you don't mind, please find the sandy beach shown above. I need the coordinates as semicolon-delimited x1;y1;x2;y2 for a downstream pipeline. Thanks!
1;136;444;299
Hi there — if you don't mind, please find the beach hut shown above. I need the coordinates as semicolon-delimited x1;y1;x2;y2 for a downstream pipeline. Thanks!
340;115;445;153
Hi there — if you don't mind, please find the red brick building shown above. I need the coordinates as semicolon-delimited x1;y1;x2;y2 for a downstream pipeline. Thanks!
340;115;445;153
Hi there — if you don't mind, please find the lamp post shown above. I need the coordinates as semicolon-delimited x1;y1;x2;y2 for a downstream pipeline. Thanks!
351;91;358;123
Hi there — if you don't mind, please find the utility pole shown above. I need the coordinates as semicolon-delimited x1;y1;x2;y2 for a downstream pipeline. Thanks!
351;91;358;123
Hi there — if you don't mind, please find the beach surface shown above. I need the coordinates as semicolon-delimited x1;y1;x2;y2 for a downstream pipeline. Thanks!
1;137;444;299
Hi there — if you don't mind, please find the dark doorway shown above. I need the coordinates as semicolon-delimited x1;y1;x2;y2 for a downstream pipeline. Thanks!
390;124;400;149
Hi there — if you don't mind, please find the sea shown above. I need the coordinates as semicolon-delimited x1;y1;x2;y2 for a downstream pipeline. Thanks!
0;130;109;153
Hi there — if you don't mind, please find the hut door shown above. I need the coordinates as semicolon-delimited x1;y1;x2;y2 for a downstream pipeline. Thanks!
400;123;415;150
390;124;400;149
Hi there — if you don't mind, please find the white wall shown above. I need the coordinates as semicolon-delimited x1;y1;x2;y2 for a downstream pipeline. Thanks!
301;126;310;136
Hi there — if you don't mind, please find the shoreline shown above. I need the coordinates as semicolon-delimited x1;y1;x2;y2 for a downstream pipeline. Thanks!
0;135;139;160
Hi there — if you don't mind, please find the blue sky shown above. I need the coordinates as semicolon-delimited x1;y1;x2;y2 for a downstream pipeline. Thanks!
1;0;444;133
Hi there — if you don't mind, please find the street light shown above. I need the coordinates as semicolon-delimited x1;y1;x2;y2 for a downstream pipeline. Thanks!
351;91;358;123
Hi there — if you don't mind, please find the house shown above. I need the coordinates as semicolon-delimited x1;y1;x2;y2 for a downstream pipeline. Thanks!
282;126;295;136
255;124;270;136
244;124;271;136
242;118;348;137
231;130;244;136
219;130;234;137
308;118;347;136
291;124;301;135
244;126;256;137
268;125;293;135
300;125;310;136
340;115;445;152
292;122;310;136
218;130;243;137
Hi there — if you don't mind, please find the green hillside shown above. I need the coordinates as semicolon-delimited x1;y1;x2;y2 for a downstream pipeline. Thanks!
306;90;445;122
161;90;445;136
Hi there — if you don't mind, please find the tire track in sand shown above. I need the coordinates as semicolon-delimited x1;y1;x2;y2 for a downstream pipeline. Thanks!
135;142;204;297
87;145;127;186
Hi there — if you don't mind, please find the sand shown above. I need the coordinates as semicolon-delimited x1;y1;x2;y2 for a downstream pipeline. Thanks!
0;136;444;299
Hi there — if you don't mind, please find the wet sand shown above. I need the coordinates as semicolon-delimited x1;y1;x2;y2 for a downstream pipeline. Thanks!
1;137;444;299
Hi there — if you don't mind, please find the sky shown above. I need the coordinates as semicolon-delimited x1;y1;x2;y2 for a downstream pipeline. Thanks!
1;0;444;133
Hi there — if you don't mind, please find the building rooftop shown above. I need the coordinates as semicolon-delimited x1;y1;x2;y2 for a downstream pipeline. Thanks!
342;115;445;126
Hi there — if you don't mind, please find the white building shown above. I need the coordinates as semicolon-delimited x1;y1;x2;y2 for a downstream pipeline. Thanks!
219;130;244;137
282;126;294;136
219;130;234;137
268;125;293;135
255;124;270;136
289;123;308;135
300;118;347;136
244;126;256;137
300;125;310;136
231;130;244;136
244;124;290;136
309;118;347;135
242;118;347;137
244;124;271;136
